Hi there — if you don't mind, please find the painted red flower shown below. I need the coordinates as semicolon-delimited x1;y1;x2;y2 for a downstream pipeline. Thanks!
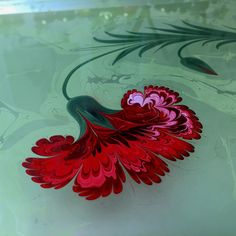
22;85;202;200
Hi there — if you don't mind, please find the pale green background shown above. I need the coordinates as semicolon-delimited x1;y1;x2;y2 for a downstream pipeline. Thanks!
0;1;236;236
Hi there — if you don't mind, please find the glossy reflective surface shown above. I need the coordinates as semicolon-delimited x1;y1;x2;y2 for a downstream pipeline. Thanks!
0;1;236;236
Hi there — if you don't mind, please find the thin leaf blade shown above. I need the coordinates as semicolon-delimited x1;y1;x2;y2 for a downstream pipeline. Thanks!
180;57;218;75
112;45;144;65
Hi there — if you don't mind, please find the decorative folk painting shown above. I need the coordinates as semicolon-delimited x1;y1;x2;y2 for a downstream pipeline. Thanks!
1;1;236;236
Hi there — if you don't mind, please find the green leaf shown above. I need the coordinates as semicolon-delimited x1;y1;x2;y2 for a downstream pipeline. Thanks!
139;41;163;57
93;37;140;44
216;39;236;49
148;26;187;34
180;57;218;75
126;31;184;40
165;24;208;35
182;21;234;37
105;31;147;39
112;44;144;65
155;39;185;52
202;38;221;46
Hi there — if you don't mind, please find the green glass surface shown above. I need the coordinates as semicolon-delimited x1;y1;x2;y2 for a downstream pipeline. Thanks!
0;1;236;236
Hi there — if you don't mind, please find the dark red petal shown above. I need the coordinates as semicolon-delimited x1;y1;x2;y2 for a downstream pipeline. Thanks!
32;135;74;156
170;105;203;139
22;136;80;189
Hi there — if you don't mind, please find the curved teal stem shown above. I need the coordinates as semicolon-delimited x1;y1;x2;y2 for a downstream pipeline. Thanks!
62;45;137;100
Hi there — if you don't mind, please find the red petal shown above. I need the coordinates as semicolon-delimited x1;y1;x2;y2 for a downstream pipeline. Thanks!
32;135;74;156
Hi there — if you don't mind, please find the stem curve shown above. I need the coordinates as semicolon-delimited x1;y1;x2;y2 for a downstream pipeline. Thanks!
62;46;135;100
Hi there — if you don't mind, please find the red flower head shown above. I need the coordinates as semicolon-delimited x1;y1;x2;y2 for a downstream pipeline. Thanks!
22;85;202;200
